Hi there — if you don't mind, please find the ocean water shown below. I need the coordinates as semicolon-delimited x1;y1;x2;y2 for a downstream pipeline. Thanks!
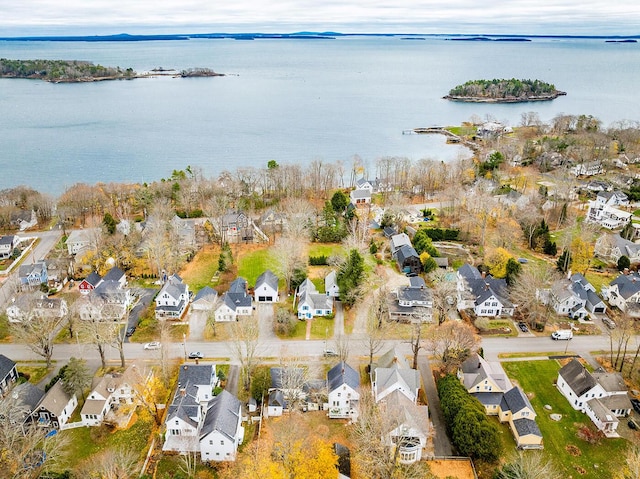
1;36;639;193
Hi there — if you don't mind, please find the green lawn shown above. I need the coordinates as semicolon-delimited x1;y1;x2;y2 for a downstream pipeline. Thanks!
60;409;155;470
181;246;220;292
238;248;276;286
17;363;51;384
585;271;616;294
290;317;335;340
502;360;629;479
307;243;345;259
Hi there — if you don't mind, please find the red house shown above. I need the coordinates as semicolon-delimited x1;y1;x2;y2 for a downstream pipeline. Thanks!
78;272;102;295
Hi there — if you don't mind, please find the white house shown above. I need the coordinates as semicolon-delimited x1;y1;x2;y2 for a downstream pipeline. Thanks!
456;264;514;317
6;293;68;323
156;274;190;320
191;287;219;311
383;390;430;464
0;235;18;260
557;359;632;437
215;278;252;322
547;273;606;319
254;270;279;303
350;188;372;206
458;354;512;415
389;277;433;323
324;270;340;298
586;190;632;229
11;210;38;231
602;271;640;315
163;364;218;453
66;228;100;256
327;362;360;420
81;362;150;426
32;381;77;431
267;389;286;417
199;390;244;463
571;160;604;177
295;279;333;319
372;362;420;404
594;233;640;265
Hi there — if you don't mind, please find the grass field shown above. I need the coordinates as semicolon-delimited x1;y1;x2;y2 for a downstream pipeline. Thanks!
289;316;335;340
60;409;155;470
17;363;51;384
502;359;629;479
237;246;277;286
180;245;220;291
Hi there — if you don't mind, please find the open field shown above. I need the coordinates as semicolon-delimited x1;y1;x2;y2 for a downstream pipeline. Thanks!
502;359;629;479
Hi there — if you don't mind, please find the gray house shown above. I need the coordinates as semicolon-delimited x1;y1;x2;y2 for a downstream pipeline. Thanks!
0;354;18;396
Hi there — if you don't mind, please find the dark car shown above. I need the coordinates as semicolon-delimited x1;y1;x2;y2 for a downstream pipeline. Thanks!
517;322;529;333
631;398;640;414
188;351;204;359
629;419;639;430
125;326;136;337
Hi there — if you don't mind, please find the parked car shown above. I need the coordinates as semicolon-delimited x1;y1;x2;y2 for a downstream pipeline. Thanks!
143;341;161;350
188;351;204;359
602;317;616;329
323;349;339;357
628;419;639;430
551;330;573;340
631;398;640;414
517;322;529;333
125;326;136;337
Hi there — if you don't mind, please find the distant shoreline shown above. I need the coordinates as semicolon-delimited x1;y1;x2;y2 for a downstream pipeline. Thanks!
443;92;566;103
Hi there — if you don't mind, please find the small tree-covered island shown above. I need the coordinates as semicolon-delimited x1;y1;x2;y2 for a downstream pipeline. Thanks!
444;78;566;103
0;58;223;82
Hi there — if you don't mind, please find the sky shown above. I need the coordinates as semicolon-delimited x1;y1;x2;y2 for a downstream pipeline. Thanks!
1;0;639;36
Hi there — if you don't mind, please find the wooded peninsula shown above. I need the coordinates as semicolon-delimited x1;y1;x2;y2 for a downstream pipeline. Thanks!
0;58;223;82
444;78;566;103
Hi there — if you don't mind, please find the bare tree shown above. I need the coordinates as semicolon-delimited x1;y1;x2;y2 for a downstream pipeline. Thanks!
331;333;350;363
75;447;140;479
78;315;112;370
280;197;314;241
129;363;166;426
178;450;199;479
430;275;457;324
363;289;391;370
273;235;306;293
609;312;636;372
228;317;261;392
426;320;480;374
11;309;65;368
276;351;309;412
351;392;431;479
408;322;424;370
495;451;562;479
509;263;560;330
0;398;70;479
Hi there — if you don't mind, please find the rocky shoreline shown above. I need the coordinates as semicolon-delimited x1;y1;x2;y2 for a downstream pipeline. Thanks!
443;91;566;103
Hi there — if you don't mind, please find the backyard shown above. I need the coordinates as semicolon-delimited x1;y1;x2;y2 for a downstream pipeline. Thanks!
502;359;630;479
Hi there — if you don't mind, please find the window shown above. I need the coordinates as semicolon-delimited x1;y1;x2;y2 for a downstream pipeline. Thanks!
209;440;213;445
220;440;225;445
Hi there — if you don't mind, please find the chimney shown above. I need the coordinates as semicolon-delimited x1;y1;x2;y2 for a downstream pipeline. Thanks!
180;388;186;397
624;268;630;275
481;271;486;279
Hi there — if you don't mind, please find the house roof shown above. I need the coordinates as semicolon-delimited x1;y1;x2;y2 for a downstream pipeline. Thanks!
350;189;371;200
559;359;598;397
228;277;247;294
200;390;242;441
586;398;619;424
457;263;482;281
66;228;99;245
268;389;286;408
460;354;512;392
81;399;107;416
256;270;279;291
375;347;410;370
159;275;188;300
103;267;125;282
600;393;633;411
8;382;45;414
193;286;218;304
609;273;640;299
0;235;15;245
512;418;542;438
396;244;419;263
18;261;46;279
167;392;200;428
39;381;73;416
327;362;360;393
177;364;215;389
0;354;16;380
390;233;411;251
374;368;420;400
592;369;627;393
270;367;305;390
471;392;504;406
500;387;534;415
325;270;338;290
385;389;429;436
397;281;432;304
83;272;102;287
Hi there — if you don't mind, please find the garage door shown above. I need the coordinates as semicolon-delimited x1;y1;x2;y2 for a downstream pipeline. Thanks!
258;296;268;302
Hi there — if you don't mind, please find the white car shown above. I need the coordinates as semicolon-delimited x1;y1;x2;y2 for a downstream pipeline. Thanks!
143;341;161;350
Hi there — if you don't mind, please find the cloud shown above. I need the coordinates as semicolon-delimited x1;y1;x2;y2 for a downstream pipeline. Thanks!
1;0;639;34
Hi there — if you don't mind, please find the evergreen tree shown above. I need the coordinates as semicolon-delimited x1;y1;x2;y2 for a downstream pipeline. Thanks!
102;212;117;235
330;190;348;212
556;249;571;273
618;255;631;272
505;258;522;286
337;249;365;307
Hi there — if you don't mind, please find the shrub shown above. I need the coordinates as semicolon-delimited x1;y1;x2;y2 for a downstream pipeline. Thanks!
309;255;328;266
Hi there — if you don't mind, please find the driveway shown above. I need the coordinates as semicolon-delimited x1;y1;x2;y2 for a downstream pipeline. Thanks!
257;303;276;341
225;364;240;396
333;301;344;337
125;287;157;342
417;356;453;456
189;310;207;341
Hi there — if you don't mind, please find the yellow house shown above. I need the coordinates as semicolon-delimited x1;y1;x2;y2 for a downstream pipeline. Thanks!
458;354;512;415
498;387;543;449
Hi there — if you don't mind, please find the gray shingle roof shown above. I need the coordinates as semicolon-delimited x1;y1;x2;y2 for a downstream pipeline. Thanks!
84;272;102;287
471;392;504;406
200;390;242;441
193;286;218;303
500;386;534;415
268;389;286;408
0;354;17;380
177;364;215;389
610;273;640;299
512;418;542;438
10;382;45;411
103;267;125;282
559;359;598;397
255;270;279;291
327;362;360;393
0;235;15;245
396;244;419;264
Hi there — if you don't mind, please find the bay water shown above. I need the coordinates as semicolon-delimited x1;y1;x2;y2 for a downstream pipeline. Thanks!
0;36;638;193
